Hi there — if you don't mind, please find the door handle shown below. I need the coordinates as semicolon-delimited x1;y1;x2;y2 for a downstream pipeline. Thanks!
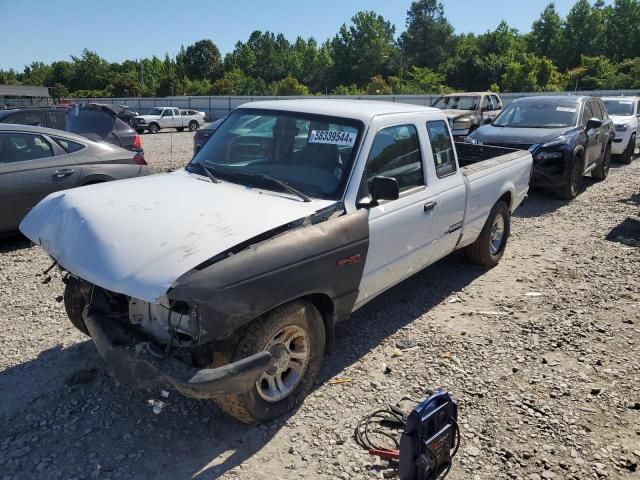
53;169;75;179
424;201;437;212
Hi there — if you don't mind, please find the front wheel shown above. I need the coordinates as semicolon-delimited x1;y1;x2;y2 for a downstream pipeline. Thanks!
621;133;635;165
148;123;159;134
213;300;325;423
63;277;89;336
592;143;611;181
188;121;199;131
464;200;510;268
558;156;583;200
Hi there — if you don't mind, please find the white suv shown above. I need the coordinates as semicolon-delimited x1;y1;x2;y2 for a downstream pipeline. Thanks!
602;96;640;164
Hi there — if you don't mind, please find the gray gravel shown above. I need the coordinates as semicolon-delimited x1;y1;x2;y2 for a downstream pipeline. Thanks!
0;136;639;479
140;130;196;173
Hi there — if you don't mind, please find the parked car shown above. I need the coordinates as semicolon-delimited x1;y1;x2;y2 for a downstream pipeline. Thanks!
0;124;149;235
602;96;640;164
467;95;613;200
193;117;226;154
432;92;503;140
67;104;143;152
20;100;532;423
0;105;69;131
131;107;206;134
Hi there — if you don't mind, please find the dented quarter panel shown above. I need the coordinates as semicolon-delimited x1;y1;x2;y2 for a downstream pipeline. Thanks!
168;208;370;342
19;169;335;303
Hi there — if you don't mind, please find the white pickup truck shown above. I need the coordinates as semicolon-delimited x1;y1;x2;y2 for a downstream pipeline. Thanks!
131;107;206;134
20;100;532;423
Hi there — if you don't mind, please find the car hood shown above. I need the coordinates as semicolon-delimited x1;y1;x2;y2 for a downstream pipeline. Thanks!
20;169;335;303
438;109;475;119
609;114;636;125
472;125;577;146
134;115;161;121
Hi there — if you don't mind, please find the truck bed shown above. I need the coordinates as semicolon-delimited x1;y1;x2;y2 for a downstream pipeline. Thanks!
455;142;530;176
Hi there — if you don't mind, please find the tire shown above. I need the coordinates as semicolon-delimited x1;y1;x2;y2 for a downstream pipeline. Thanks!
148;123;159;134
464;200;510;268
63;277;89;336
188;121;199;132
592;142;611;181
558;155;583;200
621;133;635;165
213;300;325;423
176;127;185;132
135;128;145;134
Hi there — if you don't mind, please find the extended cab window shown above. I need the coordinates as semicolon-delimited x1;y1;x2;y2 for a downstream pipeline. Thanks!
426;121;457;178
481;96;492;111
491;95;502;110
0;133;53;163
365;125;423;193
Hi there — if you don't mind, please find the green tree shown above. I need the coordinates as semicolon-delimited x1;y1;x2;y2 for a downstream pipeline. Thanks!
21;62;52;86
331;84;364;95
403;66;449;93
110;72;141;97
530;3;563;63
50;83;69;101
605;0;640;61
69;49;111;91
501;54;565;92
274;76;309;96
366;75;392;95
184;40;222;81
400;0;455;71
330;11;396;87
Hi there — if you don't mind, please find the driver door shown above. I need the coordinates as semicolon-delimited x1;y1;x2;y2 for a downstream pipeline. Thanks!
355;120;441;305
581;102;599;167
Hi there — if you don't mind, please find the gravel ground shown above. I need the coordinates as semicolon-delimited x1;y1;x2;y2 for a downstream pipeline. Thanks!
140;130;196;173
1;132;639;480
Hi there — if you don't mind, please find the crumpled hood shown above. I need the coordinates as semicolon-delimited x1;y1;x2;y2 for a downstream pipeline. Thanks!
609;114;635;125
438;109;475;119
472;125;578;146
20;169;335;303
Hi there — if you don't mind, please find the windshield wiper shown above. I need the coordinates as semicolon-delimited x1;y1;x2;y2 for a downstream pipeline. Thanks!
192;162;221;183
228;170;311;202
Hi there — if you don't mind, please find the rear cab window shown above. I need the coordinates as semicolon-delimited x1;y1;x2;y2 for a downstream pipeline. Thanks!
426;120;457;178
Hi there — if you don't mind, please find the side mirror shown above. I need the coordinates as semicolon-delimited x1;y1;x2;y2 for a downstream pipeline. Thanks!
370;176;400;203
586;118;602;130
483;117;493;125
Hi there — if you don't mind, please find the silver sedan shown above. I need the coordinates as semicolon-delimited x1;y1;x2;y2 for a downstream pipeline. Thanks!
0;124;150;235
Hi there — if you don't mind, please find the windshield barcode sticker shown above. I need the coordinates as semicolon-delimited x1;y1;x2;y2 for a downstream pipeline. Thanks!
309;130;356;146
556;107;577;113
619;101;633;104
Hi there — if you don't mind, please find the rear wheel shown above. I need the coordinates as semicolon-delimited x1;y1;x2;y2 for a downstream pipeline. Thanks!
621;133;635;165
189;121;199;131
464;201;510;268
148;123;159;134
592;142;611;181
63;277;89;336
558;156;583;200
213;300;325;423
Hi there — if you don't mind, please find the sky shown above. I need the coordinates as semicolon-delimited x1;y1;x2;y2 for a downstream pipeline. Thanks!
0;0;584;70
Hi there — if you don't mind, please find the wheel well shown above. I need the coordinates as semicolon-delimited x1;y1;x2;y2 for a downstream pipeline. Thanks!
305;293;335;354
498;191;512;211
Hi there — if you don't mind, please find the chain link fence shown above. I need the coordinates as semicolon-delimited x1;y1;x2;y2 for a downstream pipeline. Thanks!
2;90;640;120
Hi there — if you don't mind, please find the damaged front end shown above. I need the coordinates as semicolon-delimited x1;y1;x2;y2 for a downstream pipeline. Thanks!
78;282;272;399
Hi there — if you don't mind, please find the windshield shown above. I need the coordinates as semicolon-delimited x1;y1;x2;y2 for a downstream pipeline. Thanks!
433;96;480;111
493;101;578;128
147;108;163;115
188;109;363;200
603;100;634;116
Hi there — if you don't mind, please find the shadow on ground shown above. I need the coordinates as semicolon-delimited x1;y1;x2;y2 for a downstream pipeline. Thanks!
0;251;484;479
0;234;31;253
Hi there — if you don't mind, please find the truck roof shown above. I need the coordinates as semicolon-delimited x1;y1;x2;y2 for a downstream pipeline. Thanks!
238;99;438;123
441;92;494;97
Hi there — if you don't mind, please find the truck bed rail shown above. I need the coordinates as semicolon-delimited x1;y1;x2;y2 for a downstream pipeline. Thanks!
455;142;530;176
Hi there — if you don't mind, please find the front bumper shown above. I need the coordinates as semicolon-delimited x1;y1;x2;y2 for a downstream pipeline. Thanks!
84;311;272;399
612;130;632;154
530;152;569;189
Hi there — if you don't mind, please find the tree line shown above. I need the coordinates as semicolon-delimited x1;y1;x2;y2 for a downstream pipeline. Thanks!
2;0;640;99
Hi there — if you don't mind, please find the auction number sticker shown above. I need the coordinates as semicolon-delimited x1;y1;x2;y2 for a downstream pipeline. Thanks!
309;130;356;146
556;107;577;113
619;101;633;104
